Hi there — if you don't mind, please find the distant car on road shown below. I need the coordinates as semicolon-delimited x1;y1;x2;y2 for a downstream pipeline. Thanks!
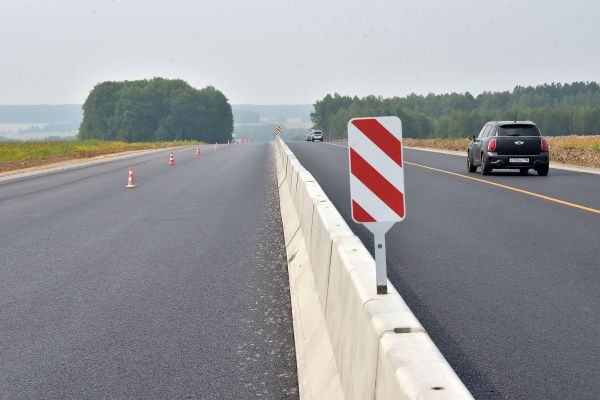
305;131;313;141
311;130;323;142
467;121;549;176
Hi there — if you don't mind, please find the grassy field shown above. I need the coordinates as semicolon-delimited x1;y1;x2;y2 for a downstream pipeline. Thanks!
0;140;194;173
404;136;600;169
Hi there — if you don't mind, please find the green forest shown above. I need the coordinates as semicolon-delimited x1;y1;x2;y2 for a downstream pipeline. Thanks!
312;82;600;139
79;78;233;143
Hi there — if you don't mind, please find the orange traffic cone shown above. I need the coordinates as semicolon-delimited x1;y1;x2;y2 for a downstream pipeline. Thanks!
169;152;175;165
196;145;201;156
125;167;138;188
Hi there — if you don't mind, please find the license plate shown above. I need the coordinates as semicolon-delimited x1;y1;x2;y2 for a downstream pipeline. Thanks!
509;158;529;163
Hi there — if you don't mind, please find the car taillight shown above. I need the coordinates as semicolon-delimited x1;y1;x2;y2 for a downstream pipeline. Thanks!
541;138;548;152
488;138;496;152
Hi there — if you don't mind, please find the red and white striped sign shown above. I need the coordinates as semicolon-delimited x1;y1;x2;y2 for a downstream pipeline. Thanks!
348;116;405;223
275;126;282;135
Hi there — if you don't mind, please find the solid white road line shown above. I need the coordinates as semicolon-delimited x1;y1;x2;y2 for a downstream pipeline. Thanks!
322;141;600;175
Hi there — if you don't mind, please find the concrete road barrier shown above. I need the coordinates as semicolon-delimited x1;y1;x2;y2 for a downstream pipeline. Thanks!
273;137;473;400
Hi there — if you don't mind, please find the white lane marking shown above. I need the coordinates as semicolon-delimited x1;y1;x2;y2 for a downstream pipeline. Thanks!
406;146;600;175
0;146;194;183
325;142;348;148
326;142;599;175
315;141;600;214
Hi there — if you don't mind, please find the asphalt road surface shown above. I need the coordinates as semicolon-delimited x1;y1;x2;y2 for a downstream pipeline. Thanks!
287;141;600;400
0;143;299;399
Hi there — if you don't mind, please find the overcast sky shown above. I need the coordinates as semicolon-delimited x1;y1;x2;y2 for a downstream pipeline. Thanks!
1;0;599;105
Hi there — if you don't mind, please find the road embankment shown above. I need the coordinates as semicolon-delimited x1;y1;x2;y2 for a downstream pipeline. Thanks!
331;137;600;174
0;140;196;173
273;137;473;400
0;144;199;183
402;137;600;170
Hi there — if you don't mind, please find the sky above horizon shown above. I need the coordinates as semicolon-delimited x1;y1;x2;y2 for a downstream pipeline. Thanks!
1;0;599;105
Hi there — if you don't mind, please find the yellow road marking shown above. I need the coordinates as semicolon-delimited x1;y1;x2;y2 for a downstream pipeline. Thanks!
321;141;599;214
405;161;600;214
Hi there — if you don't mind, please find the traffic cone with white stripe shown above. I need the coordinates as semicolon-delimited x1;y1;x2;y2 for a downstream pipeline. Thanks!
169;151;175;165
124;167;138;188
196;145;201;156
214;142;219;151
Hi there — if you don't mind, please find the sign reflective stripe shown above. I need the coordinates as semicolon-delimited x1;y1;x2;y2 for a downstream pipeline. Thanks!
350;148;405;219
352;200;375;222
348;116;405;223
350;124;404;189
351;118;402;165
350;175;400;222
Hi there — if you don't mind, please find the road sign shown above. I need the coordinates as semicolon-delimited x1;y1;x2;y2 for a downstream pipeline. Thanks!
275;126;282;135
348;116;405;294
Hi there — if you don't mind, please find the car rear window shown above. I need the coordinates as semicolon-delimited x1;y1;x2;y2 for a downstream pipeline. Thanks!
497;124;541;137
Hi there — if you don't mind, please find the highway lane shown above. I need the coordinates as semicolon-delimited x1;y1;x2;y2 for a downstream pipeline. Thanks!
0;143;299;399
287;141;600;400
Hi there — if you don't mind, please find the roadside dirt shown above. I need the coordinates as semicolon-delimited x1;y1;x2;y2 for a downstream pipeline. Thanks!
403;137;600;169
0;147;160;175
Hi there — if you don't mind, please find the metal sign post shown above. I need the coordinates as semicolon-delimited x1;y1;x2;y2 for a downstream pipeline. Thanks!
364;221;394;294
348;116;406;295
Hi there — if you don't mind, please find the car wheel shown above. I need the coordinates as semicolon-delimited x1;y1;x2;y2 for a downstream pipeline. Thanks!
467;152;477;172
480;154;491;175
536;165;549;176
519;168;529;175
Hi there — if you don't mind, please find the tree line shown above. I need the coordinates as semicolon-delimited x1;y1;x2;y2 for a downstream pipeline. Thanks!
311;82;600;138
79;78;233;143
